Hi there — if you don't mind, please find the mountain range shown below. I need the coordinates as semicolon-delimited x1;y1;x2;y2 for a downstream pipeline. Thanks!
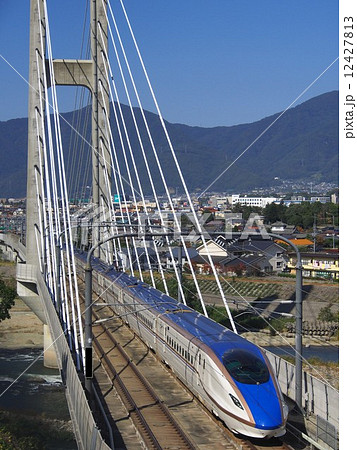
0;91;338;198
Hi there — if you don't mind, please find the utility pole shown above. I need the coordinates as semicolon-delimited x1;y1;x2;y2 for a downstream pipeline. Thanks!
312;214;317;252
255;232;304;410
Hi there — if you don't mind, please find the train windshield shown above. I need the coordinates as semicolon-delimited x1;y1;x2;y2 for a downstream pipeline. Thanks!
222;349;270;384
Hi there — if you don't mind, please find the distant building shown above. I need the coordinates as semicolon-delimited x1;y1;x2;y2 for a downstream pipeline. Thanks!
310;196;330;204
270;221;296;235
231;195;281;208
331;193;339;204
208;195;230;208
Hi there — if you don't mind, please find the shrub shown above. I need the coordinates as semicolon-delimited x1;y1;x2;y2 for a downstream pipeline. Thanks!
0;279;16;322
318;306;338;322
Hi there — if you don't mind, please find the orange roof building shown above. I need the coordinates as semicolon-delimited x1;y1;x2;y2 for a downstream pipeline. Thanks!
276;238;314;247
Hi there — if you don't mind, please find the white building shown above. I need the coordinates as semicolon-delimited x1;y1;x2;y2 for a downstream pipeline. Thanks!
231;195;281;208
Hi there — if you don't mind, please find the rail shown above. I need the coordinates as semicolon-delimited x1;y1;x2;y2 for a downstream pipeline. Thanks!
89;302;196;449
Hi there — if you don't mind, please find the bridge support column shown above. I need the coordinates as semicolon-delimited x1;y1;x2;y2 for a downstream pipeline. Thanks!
50;0;111;260
43;324;59;369
17;264;59;369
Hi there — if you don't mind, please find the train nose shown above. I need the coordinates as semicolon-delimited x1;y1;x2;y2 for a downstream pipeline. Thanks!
242;382;284;430
255;407;283;430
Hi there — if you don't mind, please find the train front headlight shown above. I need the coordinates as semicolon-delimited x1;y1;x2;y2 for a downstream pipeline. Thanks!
229;393;244;410
282;399;289;419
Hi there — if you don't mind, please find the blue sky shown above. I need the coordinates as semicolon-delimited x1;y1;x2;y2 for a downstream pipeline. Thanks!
0;0;338;126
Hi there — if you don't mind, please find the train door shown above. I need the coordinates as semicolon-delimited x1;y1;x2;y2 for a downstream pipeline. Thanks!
185;342;196;390
195;350;202;390
163;326;170;365
153;316;158;352
115;287;123;317
155;316;165;355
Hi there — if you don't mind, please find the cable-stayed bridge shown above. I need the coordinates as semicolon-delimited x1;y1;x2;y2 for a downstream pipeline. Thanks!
0;1;338;449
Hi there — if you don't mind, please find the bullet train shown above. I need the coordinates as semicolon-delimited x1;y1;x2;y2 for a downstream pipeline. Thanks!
76;252;288;438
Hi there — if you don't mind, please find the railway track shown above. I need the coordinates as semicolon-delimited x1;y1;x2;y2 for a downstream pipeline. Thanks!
91;306;292;450
92;309;196;449
75;285;195;449
239;438;293;450
73;274;298;449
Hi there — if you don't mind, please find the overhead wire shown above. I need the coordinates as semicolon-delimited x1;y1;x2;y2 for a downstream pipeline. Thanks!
109;0;237;331
105;0;211;312
42;0;86;367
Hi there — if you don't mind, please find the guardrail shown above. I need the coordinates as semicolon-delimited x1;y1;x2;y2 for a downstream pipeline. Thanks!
36;269;111;450
266;351;339;429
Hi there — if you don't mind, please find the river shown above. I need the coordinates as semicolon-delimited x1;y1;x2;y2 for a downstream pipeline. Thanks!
0;348;77;449
264;344;339;362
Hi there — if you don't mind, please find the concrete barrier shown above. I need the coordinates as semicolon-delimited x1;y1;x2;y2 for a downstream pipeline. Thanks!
36;268;111;450
266;350;339;429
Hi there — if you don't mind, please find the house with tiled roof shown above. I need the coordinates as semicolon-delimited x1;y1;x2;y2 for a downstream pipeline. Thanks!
227;237;288;273
219;254;271;276
277;237;314;247
189;237;288;275
270;221;296;235
195;239;228;258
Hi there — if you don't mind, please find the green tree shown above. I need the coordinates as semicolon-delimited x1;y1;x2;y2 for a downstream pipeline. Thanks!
0;279;16;321
263;202;287;224
232;204;263;220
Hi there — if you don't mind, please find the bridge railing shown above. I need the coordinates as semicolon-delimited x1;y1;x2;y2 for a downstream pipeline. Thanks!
266;351;339;429
35;267;111;450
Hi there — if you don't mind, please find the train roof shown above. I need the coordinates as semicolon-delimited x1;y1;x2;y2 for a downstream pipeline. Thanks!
137;283;260;357
82;253;263;361
113;270;261;359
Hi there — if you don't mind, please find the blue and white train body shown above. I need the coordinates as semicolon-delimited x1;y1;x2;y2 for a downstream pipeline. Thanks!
78;254;288;439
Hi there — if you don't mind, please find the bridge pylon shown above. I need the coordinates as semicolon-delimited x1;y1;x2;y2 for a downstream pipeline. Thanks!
20;0;111;367
26;0;111;268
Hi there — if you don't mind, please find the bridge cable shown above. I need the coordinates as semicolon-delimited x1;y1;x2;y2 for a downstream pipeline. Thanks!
114;0;238;331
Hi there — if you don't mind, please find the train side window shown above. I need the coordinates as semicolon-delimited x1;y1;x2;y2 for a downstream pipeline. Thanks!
203;359;205;369
199;354;201;365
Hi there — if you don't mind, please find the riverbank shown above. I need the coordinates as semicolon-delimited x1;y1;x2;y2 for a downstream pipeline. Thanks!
0;320;77;449
241;328;339;348
0;410;74;449
0;298;43;349
0;260;43;349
